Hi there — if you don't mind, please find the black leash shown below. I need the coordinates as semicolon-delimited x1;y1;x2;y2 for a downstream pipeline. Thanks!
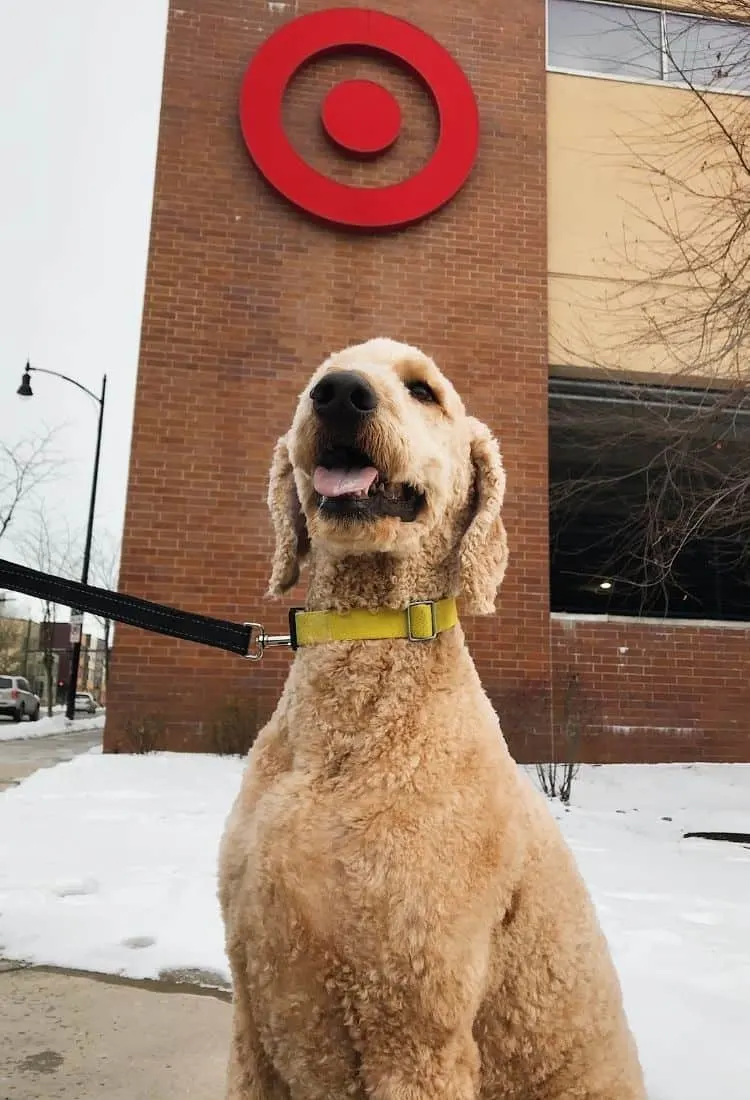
0;558;293;660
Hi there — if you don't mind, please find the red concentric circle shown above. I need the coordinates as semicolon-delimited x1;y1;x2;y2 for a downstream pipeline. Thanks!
321;79;401;156
238;8;480;230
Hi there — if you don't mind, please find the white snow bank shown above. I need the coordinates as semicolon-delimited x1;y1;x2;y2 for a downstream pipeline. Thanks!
0;711;105;742
0;756;748;1100
542;764;750;1100
0;752;240;983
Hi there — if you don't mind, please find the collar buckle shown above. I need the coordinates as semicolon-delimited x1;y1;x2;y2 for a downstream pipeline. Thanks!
406;600;438;642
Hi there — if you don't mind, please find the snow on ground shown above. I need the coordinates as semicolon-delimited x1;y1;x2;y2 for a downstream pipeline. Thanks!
0;752;240;985
0;756;748;1100
543;765;750;1100
0;710;106;741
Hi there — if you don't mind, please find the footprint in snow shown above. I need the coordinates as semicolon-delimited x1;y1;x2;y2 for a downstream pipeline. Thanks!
121;935;157;949
53;876;99;898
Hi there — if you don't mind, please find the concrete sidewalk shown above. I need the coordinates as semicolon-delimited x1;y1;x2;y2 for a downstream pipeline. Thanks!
0;965;231;1098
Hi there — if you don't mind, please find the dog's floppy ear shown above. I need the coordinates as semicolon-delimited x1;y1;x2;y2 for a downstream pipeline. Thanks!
458;418;509;615
267;434;310;597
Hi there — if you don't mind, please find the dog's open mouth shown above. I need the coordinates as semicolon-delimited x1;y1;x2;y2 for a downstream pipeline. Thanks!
312;447;424;522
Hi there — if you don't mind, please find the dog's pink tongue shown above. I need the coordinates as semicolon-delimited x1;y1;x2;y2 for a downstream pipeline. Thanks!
313;466;378;497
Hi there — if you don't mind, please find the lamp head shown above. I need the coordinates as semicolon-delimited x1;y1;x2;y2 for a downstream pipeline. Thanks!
17;365;33;398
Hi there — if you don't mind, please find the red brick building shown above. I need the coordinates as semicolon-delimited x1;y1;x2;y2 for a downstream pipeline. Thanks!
106;1;750;762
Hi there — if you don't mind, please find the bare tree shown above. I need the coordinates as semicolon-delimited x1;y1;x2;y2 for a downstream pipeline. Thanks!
15;510;78;716
551;3;750;612
622;2;750;380
0;429;63;544
90;531;121;697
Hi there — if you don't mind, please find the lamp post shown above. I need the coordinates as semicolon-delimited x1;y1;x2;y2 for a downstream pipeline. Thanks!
17;362;107;720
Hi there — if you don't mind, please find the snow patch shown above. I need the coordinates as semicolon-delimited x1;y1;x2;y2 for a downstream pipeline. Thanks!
604;724;697;737
552;611;750;631
0;711;105;742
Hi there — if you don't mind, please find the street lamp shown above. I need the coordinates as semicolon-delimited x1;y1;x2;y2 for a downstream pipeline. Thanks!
17;361;107;719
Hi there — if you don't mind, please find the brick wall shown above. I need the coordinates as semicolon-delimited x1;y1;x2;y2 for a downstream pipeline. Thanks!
550;615;750;763
105;0;550;752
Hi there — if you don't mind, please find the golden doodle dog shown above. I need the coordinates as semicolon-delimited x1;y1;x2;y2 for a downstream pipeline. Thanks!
219;338;646;1100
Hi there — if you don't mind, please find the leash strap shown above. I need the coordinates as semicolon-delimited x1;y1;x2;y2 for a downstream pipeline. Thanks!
0;558;459;660
0;557;255;658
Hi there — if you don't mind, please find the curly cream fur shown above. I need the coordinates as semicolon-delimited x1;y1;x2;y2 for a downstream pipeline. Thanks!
219;339;645;1100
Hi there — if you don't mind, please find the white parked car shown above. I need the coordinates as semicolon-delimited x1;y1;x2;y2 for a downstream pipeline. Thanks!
74;692;97;715
0;675;41;722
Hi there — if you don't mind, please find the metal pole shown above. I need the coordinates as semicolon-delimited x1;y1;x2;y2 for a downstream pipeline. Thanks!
22;618;31;678
65;374;107;720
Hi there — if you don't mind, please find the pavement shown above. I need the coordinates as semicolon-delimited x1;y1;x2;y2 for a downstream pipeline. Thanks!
0;966;230;1099
0;724;232;1098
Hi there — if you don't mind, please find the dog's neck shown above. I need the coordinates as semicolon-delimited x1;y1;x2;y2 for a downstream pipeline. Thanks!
283;552;471;754
303;548;458;612
281;549;477;758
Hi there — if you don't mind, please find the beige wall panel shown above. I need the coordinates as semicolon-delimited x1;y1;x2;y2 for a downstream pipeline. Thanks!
548;64;748;381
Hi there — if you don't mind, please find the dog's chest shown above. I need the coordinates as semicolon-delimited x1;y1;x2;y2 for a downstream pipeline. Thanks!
236;757;444;960
244;767;377;899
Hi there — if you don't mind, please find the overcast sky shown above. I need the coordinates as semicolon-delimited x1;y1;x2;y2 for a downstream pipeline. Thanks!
0;1;169;623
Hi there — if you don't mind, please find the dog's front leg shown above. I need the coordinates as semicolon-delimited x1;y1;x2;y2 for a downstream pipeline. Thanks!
360;1025;480;1100
351;943;485;1100
225;978;289;1100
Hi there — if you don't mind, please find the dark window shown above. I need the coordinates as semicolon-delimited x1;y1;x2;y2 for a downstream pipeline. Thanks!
0;677;12;688
549;376;750;620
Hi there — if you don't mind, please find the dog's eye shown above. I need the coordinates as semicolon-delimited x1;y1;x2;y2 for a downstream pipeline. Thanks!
406;380;438;404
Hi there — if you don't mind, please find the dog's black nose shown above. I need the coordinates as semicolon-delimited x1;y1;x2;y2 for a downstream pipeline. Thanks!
310;371;378;423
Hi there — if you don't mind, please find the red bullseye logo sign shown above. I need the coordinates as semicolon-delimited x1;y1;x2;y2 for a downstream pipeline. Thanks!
239;8;480;231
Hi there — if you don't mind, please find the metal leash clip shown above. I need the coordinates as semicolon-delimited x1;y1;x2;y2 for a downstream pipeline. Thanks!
243;623;293;661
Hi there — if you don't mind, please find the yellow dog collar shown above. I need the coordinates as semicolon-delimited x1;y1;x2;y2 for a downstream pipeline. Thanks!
291;597;458;649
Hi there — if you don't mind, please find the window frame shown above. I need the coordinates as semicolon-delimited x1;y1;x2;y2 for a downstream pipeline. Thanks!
546;0;750;97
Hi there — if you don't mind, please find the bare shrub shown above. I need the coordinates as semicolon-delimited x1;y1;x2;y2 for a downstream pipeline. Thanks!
536;670;597;805
122;713;165;754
